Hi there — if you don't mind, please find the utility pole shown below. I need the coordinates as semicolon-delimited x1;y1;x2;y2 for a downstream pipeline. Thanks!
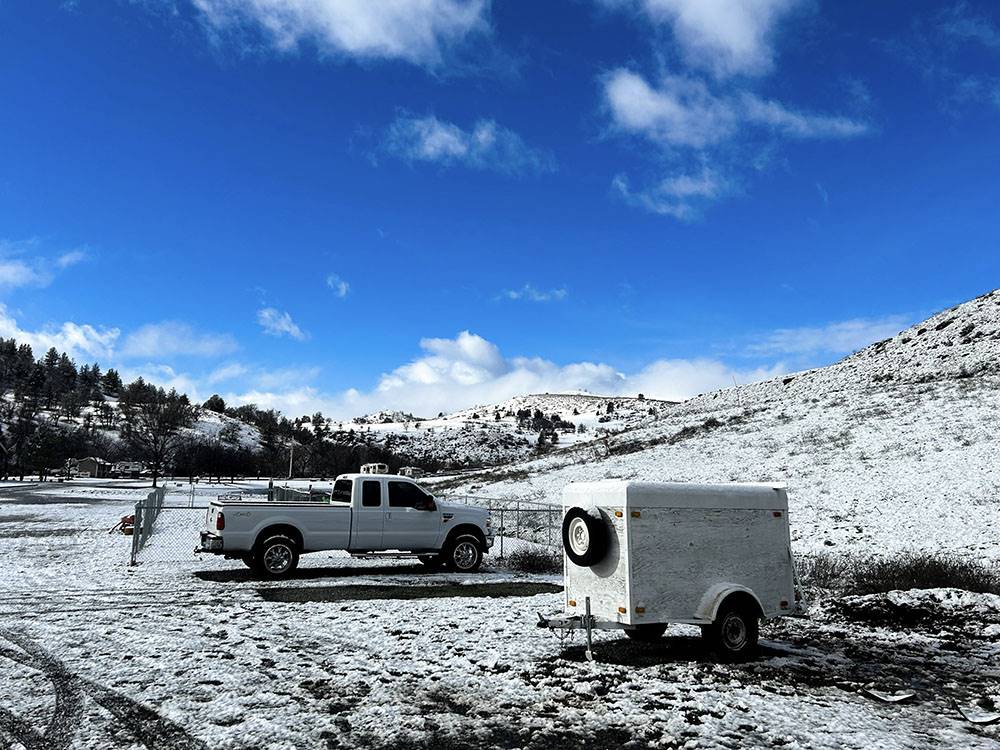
287;442;294;480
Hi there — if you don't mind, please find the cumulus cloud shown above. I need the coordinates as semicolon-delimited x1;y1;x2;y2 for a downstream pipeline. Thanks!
382;114;555;175
501;284;568;302
746;315;912;356
190;0;489;67
257;307;308;340
222;330;787;419
0;303;120;360
326;273;350;298
602;0;802;78
120;321;239;358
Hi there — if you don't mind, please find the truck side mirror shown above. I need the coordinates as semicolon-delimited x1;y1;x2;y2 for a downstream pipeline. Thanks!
416;498;437;512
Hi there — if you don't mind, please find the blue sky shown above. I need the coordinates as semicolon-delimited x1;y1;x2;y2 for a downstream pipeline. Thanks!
0;0;998;418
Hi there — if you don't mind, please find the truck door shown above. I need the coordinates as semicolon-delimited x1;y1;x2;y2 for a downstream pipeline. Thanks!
382;480;442;551
351;479;385;550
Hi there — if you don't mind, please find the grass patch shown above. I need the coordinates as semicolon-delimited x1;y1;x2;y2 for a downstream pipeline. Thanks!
797;551;1000;596
500;546;562;574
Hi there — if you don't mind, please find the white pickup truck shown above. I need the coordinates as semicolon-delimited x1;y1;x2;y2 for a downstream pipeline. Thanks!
197;473;493;578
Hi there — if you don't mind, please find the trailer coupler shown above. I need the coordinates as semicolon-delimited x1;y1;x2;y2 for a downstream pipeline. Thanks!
538;597;626;662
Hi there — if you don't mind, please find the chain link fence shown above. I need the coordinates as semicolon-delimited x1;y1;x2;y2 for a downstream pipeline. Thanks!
126;487;564;570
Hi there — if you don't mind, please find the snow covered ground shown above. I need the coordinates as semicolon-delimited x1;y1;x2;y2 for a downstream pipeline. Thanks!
1;481;999;749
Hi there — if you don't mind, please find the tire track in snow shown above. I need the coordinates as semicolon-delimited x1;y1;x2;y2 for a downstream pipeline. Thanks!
0;628;208;750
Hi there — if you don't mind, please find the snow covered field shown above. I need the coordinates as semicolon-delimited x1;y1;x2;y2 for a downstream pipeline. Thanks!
2;481;999;749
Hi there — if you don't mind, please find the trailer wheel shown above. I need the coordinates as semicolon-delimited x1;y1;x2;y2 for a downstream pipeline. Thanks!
703;599;759;661
254;535;299;579
624;624;668;642
561;507;608;567
444;535;483;572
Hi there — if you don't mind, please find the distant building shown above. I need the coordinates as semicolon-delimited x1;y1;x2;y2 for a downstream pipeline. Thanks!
112;460;145;479
72;457;111;478
360;463;389;474
398;466;425;478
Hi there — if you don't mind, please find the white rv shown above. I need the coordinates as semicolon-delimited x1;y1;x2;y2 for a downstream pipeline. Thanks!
540;481;803;660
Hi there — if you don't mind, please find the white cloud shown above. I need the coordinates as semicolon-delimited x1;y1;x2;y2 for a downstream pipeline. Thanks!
223;330;787;419
604;0;803;78
56;250;87;269
612;168;726;220
747;315;912;356
604;69;868;147
207;362;250;385
120;321;239;358
326;273;350;298
0;240;92;291
382;114;555;175
0;303;120;361
0;260;47;290
501;284;568;302
602;69;869;218
190;0;489;67
257;307;308;340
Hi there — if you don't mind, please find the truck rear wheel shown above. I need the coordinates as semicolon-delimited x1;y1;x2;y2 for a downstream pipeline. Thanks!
703;600;759;661
445;535;483;572
624;623;668;642
255;535;299;579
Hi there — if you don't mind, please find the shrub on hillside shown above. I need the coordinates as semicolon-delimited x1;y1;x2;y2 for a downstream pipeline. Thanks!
796;551;1000;596
502;547;562;574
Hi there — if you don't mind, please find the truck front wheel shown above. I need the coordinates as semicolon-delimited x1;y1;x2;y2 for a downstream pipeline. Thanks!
255;535;300;579
445;535;483;572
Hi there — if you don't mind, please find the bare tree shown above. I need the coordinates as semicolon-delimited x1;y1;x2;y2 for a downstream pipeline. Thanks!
124;388;197;487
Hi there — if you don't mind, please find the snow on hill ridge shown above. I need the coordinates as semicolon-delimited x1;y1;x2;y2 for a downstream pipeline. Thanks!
437;289;1000;563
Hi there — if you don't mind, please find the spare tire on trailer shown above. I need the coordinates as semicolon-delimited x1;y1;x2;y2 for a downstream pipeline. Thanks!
562;507;609;567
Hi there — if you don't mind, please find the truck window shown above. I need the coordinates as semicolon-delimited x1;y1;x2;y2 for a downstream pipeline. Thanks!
362;480;382;507
388;481;429;508
331;479;353;503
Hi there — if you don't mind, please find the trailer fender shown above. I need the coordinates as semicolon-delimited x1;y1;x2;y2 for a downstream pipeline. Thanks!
696;584;764;624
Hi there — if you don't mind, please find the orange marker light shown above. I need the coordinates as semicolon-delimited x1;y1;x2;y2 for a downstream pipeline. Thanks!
773;511;783;517
635;607;645;614
630;511;641;518
614;511;623;518
568;600;577;607
618;607;626;614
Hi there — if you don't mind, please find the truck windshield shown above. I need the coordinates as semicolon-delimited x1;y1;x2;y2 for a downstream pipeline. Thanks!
331;479;352;503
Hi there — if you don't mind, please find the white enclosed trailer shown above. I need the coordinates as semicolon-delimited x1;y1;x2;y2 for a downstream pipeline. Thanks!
539;481;803;660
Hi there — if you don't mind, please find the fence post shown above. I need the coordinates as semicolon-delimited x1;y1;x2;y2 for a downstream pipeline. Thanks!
499;508;504;559
130;500;141;565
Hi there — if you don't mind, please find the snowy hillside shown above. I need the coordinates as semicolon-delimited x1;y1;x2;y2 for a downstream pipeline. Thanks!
435;289;1000;562
319;393;677;468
